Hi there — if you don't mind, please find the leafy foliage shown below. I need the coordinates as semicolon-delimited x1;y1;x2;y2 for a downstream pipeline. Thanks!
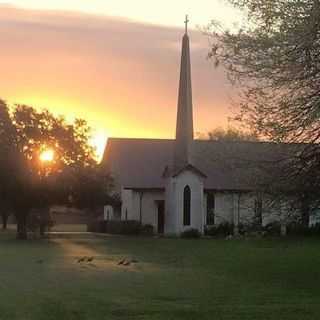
205;222;234;237
0;99;112;239
0;100;17;229
201;127;259;141
207;0;320;143
88;221;154;236
181;228;201;238
206;0;320;224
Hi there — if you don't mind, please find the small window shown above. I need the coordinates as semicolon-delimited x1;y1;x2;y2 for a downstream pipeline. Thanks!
183;186;191;226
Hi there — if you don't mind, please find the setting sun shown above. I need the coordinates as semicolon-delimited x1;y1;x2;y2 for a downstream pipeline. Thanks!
91;131;108;161
40;149;54;162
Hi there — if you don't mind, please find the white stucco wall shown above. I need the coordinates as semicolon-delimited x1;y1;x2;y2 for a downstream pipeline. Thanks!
121;188;133;220
164;170;205;235
139;191;165;227
121;188;164;229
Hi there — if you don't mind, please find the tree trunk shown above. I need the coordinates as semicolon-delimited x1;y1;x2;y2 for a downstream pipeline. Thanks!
281;223;287;236
40;223;45;237
301;198;310;227
2;213;8;230
16;214;28;240
39;207;50;237
254;195;263;229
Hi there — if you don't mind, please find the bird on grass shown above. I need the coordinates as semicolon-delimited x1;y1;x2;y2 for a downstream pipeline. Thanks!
123;260;131;266
118;258;132;266
77;257;87;263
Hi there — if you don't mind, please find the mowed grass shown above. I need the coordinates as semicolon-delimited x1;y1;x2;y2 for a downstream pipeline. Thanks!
1;232;320;320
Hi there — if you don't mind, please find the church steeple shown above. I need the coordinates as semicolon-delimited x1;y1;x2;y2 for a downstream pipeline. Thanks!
174;15;194;170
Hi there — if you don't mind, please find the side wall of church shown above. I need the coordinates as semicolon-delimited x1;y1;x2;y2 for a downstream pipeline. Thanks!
214;193;235;224
121;188;302;234
208;192;256;225
204;192;259;226
121;188;133;220
205;191;300;227
139;191;165;227
121;188;164;230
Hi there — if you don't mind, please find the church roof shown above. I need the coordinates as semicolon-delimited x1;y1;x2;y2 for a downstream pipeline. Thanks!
171;164;207;179
101;138;298;191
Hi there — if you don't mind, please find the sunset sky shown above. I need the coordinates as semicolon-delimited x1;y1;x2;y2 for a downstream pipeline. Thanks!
0;1;242;159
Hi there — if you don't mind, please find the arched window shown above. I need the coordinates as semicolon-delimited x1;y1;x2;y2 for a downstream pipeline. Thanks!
183;186;191;226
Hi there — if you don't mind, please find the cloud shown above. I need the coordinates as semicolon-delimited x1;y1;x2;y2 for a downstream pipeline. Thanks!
0;5;235;138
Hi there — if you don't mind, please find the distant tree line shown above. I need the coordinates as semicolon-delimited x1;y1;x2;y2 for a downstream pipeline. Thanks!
200;127;259;142
0;99;114;239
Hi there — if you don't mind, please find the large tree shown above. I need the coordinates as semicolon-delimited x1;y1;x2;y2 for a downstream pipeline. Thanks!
209;0;320;142
206;0;320;225
0;100;17;229
207;0;320;142
0;101;111;239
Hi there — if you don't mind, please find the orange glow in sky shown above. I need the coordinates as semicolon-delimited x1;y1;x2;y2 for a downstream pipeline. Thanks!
3;1;241;29
0;3;241;160
40;149;54;162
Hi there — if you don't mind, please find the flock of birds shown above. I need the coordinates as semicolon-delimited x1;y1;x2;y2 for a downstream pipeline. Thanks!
36;256;139;267
75;256;139;267
77;256;94;263
117;258;138;266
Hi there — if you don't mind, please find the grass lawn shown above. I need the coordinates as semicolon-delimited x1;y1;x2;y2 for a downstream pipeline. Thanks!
1;232;320;320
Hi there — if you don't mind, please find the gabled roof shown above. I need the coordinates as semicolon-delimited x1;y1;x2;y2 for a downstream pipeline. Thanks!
101;138;299;191
171;164;207;179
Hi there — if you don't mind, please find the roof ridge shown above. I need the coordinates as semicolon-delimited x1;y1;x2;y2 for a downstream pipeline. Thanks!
107;138;295;145
108;137;174;142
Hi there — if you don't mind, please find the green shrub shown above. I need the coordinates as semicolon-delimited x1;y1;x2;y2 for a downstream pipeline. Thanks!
87;221;106;233
87;220;154;236
262;222;281;236
181;228;201;239
141;224;154;235
238;222;262;235
116;221;142;235
287;222;320;236
205;222;234;237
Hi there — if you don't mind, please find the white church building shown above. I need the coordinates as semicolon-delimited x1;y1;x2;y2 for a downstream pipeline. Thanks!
102;21;296;235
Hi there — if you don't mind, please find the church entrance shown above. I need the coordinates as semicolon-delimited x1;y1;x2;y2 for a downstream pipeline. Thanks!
156;201;165;234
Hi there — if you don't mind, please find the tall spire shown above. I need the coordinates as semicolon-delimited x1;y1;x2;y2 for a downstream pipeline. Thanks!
174;16;194;170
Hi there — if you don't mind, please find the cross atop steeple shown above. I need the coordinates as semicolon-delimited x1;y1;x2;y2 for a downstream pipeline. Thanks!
184;15;189;34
